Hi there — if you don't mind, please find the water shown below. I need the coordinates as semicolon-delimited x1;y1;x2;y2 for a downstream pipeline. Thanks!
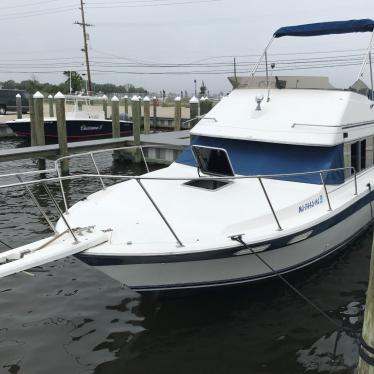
0;138;371;374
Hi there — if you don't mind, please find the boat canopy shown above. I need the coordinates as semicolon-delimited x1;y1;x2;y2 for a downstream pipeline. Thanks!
177;136;344;185
274;19;374;38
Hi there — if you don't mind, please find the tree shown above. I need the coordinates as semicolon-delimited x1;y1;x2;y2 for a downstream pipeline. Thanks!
63;71;83;93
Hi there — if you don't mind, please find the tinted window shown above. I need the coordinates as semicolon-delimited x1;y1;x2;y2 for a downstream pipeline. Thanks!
192;146;234;176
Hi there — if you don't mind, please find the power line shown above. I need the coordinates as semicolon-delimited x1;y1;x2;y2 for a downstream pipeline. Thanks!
86;0;222;8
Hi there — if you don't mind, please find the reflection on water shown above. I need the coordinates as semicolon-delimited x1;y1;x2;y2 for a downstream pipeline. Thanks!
0;138;371;374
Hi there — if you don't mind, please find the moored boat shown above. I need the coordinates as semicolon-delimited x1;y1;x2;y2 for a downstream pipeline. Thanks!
6;95;132;142
1;19;374;292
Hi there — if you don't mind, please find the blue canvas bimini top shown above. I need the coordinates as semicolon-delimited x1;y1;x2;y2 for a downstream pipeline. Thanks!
274;19;374;38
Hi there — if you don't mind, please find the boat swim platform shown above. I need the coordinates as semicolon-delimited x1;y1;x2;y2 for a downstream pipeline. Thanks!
0;130;191;165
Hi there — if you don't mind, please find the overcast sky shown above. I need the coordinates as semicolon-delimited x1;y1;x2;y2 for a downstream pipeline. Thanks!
1;0;374;95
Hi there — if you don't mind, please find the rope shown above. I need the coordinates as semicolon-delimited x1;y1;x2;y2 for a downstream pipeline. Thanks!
230;234;344;330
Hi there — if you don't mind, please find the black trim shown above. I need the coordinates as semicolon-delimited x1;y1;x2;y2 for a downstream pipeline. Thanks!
359;345;374;367
76;189;374;266
360;335;374;355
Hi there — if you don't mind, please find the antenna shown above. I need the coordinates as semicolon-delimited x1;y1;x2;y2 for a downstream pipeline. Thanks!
75;0;94;95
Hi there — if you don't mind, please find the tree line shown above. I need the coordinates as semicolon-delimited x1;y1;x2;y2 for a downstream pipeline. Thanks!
0;71;147;96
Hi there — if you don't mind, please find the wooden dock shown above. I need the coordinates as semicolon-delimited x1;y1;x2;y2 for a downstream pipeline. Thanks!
0;130;190;164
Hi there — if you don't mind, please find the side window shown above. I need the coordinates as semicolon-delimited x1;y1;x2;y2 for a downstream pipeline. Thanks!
351;142;359;173
367;137;374;167
361;139;366;170
344;143;351;178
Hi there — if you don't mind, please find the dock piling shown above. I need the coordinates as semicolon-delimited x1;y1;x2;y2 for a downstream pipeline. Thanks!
131;95;141;163
48;94;54;117
55;92;69;174
16;94;22;119
189;96;199;127
152;96;158;130
33;92;45;146
29;96;36;146
174;96;181;131
123;95;129;115
102;95;108;119
111;96;120;138
143;96;151;134
33;91;45;169
358;227;374;374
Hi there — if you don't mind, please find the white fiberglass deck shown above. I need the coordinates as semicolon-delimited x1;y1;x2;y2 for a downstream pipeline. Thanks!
55;162;370;257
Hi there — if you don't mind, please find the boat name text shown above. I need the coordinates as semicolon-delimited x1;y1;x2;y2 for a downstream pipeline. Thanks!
80;125;103;131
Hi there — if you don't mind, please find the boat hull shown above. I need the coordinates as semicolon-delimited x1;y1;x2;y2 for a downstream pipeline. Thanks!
7;119;133;142
77;199;373;292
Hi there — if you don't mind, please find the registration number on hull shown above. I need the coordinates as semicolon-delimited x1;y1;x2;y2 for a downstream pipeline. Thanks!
299;195;323;213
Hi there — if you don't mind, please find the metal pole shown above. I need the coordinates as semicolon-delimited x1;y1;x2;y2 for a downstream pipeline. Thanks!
42;183;79;243
90;153;106;190
136;179;183;247
320;172;332;211
258;177;282;230
265;50;269;87
357;30;374;81
369;51;374;101
251;37;274;76
16;175;57;234
139;147;150;173
354;168;358;195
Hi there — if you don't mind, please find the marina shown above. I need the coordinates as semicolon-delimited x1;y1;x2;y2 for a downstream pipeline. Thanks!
1;0;374;372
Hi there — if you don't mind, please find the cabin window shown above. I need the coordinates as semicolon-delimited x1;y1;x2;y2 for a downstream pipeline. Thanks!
192;145;235;177
351;142;359;173
344;137;374;176
366;137;374;167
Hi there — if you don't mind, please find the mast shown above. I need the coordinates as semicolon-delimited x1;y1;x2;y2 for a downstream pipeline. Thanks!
75;0;93;94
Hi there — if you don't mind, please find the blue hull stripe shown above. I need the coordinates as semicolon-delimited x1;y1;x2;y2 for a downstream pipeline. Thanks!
131;221;373;291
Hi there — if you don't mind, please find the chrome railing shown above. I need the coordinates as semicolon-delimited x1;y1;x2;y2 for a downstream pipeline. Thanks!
0;144;359;246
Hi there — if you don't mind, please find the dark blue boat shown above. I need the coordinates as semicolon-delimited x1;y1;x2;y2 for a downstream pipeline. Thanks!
7;113;132;142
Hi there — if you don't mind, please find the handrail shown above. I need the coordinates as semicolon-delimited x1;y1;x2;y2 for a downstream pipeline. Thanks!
0;167;357;188
0;146;359;245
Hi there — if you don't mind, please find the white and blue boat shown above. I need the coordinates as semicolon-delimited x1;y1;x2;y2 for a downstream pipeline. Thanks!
1;19;374;292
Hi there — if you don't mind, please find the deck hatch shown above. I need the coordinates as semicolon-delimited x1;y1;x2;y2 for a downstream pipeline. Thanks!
184;179;230;190
192;145;235;177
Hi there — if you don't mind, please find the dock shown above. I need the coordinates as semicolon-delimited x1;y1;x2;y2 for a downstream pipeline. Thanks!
0;130;190;164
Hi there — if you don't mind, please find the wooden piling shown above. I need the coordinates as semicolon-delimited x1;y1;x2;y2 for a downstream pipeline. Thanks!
29;96;36;146
124;95;129;114
54;92;69;174
33;92;45;146
102;95;108;119
16;94;22;119
143;96;151;134
189;96;199;127
205;97;213;113
358;228;374;374
174;96;181;131
111;96;120;138
131;95;141;163
199;96;208;116
48;94;54;117
152;96;158;130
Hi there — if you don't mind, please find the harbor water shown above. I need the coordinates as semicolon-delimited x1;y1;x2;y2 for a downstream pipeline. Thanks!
0;138;370;374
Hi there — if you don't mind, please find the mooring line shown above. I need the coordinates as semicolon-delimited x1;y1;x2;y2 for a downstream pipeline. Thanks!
230;234;346;331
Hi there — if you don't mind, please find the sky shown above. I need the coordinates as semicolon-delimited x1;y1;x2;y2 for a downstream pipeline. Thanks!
1;0;374;95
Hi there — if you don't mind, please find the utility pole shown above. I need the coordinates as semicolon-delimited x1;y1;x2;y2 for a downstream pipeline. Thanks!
75;0;93;95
